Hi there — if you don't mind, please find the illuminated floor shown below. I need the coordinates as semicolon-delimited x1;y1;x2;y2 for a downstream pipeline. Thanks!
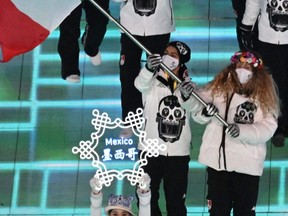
0;0;287;215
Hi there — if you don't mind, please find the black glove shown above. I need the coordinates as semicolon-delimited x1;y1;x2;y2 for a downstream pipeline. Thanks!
225;124;240;138
146;54;162;72
239;23;254;51
202;103;219;117
179;80;195;99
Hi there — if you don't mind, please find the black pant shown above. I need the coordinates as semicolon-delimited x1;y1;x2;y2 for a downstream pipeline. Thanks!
119;33;170;120
140;152;190;216
57;0;109;79
206;167;259;216
257;41;288;135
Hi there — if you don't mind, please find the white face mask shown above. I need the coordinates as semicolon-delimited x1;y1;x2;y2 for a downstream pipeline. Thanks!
162;55;179;71
235;68;252;84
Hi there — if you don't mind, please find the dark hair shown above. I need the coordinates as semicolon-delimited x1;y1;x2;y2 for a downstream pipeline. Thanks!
108;209;132;216
166;41;191;63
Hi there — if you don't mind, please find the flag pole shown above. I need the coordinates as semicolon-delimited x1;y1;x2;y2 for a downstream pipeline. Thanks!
87;0;228;127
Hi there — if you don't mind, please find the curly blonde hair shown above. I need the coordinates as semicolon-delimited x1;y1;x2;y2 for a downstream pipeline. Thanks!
204;63;280;117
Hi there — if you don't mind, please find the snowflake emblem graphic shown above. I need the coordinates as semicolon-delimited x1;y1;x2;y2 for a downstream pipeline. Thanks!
72;108;166;190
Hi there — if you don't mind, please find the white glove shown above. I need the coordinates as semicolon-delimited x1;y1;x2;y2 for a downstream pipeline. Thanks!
138;173;151;192
90;176;102;194
179;80;195;99
225;124;240;138
146;54;162;72
202;103;219;117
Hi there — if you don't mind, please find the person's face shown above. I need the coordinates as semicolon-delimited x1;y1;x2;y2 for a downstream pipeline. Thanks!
236;62;252;71
163;46;180;74
235;62;253;85
109;209;131;216
164;46;180;61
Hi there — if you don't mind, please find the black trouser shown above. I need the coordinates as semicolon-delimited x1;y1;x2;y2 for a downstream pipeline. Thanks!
231;0;258;50
257;41;288;135
140;152;190;216
119;33;170;121
57;0;109;79
206;167;260;216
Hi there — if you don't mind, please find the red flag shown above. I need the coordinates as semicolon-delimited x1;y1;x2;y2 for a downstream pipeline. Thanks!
0;0;81;62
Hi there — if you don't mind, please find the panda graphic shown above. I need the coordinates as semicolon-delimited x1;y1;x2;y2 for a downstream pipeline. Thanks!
234;101;257;124
266;0;288;31
133;0;157;16
156;95;186;143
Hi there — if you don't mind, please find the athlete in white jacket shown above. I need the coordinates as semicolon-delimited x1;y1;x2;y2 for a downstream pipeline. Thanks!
134;41;202;216
240;0;288;147
181;51;280;216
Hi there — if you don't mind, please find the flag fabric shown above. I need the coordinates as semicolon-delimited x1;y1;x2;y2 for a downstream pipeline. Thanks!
0;0;81;62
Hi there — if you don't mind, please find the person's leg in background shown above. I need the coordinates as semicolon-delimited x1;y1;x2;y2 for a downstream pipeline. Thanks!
119;33;143;138
142;34;171;57
285;47;288;138
118;33;170;138
58;4;82;82
258;42;288;147
82;0;110;65
231;0;246;50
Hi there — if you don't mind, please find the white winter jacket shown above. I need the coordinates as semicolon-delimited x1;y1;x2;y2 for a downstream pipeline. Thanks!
115;0;175;36
242;0;288;44
134;67;202;156
182;89;278;176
